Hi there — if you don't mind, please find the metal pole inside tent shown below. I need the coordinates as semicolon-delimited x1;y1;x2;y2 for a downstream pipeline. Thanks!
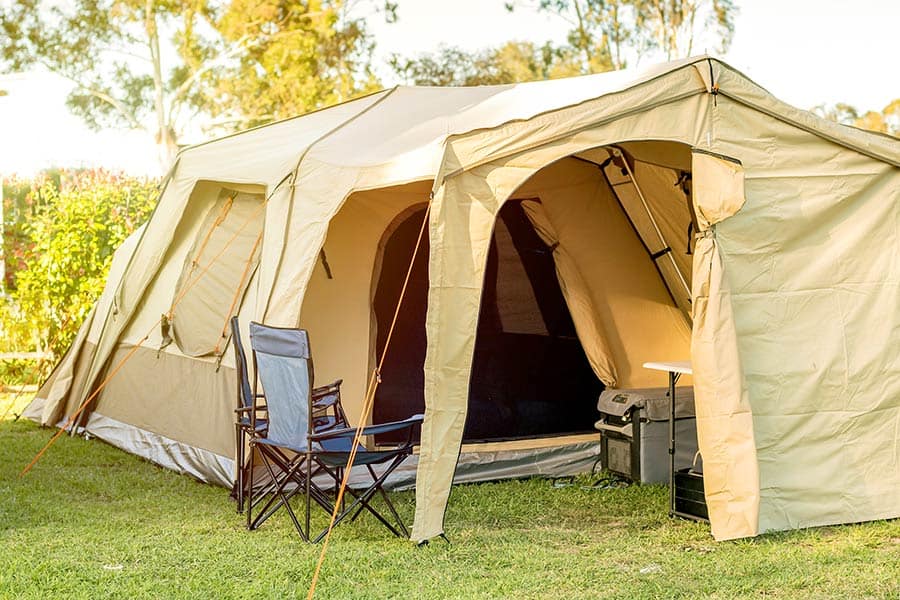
610;147;691;300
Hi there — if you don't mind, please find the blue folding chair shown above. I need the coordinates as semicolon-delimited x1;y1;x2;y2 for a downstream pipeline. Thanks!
230;317;347;515
246;321;423;542
231;317;266;513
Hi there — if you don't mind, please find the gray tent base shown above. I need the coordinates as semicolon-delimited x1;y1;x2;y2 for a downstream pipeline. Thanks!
26;395;604;492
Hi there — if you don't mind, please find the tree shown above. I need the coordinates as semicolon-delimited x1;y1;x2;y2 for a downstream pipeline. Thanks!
853;99;900;137
207;0;387;130
814;99;900;138
1;0;206;167
390;41;581;86
0;0;391;168
507;0;737;72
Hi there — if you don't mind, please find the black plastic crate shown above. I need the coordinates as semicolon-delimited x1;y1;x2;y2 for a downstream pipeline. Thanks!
674;469;708;520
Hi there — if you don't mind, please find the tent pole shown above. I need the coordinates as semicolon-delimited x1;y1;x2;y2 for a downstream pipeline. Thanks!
610;147;691;300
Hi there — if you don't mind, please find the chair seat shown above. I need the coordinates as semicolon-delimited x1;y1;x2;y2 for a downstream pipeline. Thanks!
254;435;365;455
317;447;407;468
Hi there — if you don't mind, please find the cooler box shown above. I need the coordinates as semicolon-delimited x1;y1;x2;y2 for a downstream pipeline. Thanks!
594;387;699;484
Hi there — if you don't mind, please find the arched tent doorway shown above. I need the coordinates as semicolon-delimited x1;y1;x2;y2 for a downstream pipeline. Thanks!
413;140;706;541
371;200;603;444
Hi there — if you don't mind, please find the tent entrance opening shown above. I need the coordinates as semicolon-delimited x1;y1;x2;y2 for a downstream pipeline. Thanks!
372;200;603;444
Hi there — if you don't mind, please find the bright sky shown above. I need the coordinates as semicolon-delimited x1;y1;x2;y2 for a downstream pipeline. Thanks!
0;0;897;177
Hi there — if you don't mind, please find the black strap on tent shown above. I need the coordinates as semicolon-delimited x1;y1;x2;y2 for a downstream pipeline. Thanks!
318;248;334;279
707;58;718;106
651;247;672;260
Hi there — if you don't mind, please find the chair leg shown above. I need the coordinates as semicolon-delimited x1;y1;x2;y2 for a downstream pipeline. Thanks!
246;442;255;530
235;424;245;513
312;454;408;543
369;464;409;537
305;452;312;542
253;448;309;541
252;463;332;527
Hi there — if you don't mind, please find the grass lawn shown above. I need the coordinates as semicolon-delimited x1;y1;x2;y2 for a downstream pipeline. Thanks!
1;394;898;599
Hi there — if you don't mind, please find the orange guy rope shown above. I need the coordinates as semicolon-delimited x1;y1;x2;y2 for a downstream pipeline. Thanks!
307;199;432;599
20;331;151;476
213;231;264;356
190;194;235;271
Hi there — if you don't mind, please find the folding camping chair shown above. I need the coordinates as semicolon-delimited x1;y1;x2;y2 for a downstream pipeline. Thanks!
231;317;348;514
246;321;423;542
232;316;266;513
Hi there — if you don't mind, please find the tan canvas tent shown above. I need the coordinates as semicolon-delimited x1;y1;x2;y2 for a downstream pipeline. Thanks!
26;56;900;543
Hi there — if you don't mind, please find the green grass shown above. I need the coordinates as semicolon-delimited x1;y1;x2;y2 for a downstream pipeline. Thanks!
1;394;898;599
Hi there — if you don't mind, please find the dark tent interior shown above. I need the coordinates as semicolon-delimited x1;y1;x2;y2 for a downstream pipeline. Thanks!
373;200;603;444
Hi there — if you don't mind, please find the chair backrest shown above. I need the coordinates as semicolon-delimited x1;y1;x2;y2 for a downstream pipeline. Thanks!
249;321;314;449
230;317;254;410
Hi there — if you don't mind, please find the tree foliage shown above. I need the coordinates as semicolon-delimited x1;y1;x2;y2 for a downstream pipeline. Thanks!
390;41;582;86
814;99;900;138
0;0;390;167
395;0;738;87
1;174;55;292
207;0;383;130
510;0;737;71
0;0;204;166
7;171;157;358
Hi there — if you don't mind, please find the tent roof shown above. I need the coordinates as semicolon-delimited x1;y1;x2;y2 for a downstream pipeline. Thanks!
173;55;898;190
173;56;708;186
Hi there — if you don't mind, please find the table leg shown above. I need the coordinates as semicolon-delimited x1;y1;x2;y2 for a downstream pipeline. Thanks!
668;371;680;518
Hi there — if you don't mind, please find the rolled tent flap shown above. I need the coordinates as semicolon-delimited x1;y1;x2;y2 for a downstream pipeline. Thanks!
520;199;618;387
690;150;760;540
692;151;746;229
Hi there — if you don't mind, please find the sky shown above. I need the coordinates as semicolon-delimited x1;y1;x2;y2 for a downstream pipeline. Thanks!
0;0;897;177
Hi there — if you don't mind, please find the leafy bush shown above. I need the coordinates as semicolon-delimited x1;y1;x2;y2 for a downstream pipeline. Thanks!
2;170;158;367
1;173;55;291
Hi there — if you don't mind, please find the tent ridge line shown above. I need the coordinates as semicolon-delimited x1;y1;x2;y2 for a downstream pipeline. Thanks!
439;89;707;184
289;85;401;182
715;90;900;169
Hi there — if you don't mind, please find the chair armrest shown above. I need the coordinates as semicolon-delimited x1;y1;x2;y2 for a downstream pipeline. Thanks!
310;414;424;441
312;395;340;410
234;394;266;414
312;379;343;398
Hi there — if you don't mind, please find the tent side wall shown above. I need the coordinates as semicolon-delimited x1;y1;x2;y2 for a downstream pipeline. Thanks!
705;81;900;534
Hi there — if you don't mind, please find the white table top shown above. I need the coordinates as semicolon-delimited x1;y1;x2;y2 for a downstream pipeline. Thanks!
643;360;693;375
